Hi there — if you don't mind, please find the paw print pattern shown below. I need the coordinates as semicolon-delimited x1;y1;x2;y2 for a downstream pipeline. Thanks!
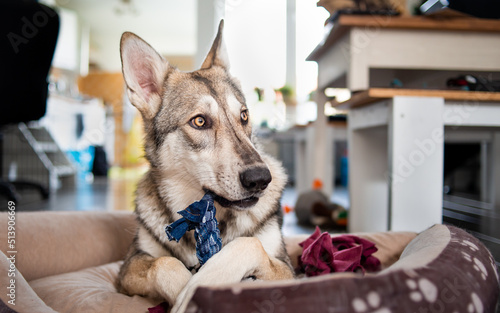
351;291;391;313
461;240;479;252
467;292;484;313
472;258;488;280
405;278;438;303
461;251;472;262
459;237;496;281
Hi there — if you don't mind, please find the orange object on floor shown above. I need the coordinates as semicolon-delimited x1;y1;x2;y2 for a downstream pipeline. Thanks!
312;179;323;190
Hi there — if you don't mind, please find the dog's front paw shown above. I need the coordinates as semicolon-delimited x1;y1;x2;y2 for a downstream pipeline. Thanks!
170;238;260;313
170;237;293;313
170;280;198;313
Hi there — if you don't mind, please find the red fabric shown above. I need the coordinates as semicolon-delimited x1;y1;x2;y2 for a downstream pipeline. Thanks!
298;227;381;277
148;302;169;313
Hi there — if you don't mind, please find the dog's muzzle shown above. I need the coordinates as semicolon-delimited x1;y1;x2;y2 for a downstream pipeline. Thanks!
205;166;272;209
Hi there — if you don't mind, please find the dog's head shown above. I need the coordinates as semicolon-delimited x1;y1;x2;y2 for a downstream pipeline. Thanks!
120;21;283;210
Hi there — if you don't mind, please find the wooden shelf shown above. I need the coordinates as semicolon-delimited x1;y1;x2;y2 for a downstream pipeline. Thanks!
335;15;500;32
308;15;500;61
333;88;500;109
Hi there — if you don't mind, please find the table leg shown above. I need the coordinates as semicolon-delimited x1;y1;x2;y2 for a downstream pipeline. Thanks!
388;96;444;232
491;132;500;210
348;126;389;233
309;91;334;196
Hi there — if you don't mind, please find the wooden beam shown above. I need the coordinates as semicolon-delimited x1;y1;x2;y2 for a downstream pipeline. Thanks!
338;15;500;33
308;15;500;62
333;88;500;109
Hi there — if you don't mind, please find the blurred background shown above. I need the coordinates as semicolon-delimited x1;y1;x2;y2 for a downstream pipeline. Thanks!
2;0;500;257
1;0;336;219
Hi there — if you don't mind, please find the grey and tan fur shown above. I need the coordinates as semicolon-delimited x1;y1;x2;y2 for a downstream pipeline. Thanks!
117;20;294;313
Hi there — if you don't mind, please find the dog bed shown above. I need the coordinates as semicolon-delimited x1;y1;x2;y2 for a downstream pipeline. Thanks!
185;224;500;313
0;212;498;313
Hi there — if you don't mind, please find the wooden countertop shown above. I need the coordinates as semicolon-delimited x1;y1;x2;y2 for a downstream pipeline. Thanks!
307;15;500;61
333;88;500;109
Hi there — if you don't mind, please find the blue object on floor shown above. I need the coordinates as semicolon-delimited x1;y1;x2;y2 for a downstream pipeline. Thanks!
341;155;348;187
165;192;222;266
67;146;95;181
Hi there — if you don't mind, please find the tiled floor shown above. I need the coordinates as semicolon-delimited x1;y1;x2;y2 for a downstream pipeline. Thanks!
5;172;350;237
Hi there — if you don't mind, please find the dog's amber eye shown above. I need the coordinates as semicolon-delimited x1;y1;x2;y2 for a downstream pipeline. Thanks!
192;116;206;128
241;110;249;124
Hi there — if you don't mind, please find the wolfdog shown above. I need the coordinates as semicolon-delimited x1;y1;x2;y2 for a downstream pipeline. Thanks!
117;20;294;312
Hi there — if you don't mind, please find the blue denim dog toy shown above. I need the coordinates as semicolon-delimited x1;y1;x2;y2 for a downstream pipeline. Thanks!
165;192;222;266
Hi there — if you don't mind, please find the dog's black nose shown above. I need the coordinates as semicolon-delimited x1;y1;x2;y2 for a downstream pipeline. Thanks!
240;167;272;192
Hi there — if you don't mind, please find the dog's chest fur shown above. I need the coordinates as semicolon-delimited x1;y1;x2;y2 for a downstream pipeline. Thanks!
133;155;285;268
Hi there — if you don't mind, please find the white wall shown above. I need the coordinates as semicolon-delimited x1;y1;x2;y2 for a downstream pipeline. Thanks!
58;0;196;72
224;0;287;92
89;28;196;72
52;8;80;72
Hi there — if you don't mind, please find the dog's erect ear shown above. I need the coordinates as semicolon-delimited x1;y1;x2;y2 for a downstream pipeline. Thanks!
120;32;168;119
200;20;230;70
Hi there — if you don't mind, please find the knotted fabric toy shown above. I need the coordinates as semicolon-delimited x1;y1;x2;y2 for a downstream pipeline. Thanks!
165;192;222;266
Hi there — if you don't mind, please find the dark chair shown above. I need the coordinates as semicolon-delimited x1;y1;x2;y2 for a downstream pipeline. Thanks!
0;2;60;201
